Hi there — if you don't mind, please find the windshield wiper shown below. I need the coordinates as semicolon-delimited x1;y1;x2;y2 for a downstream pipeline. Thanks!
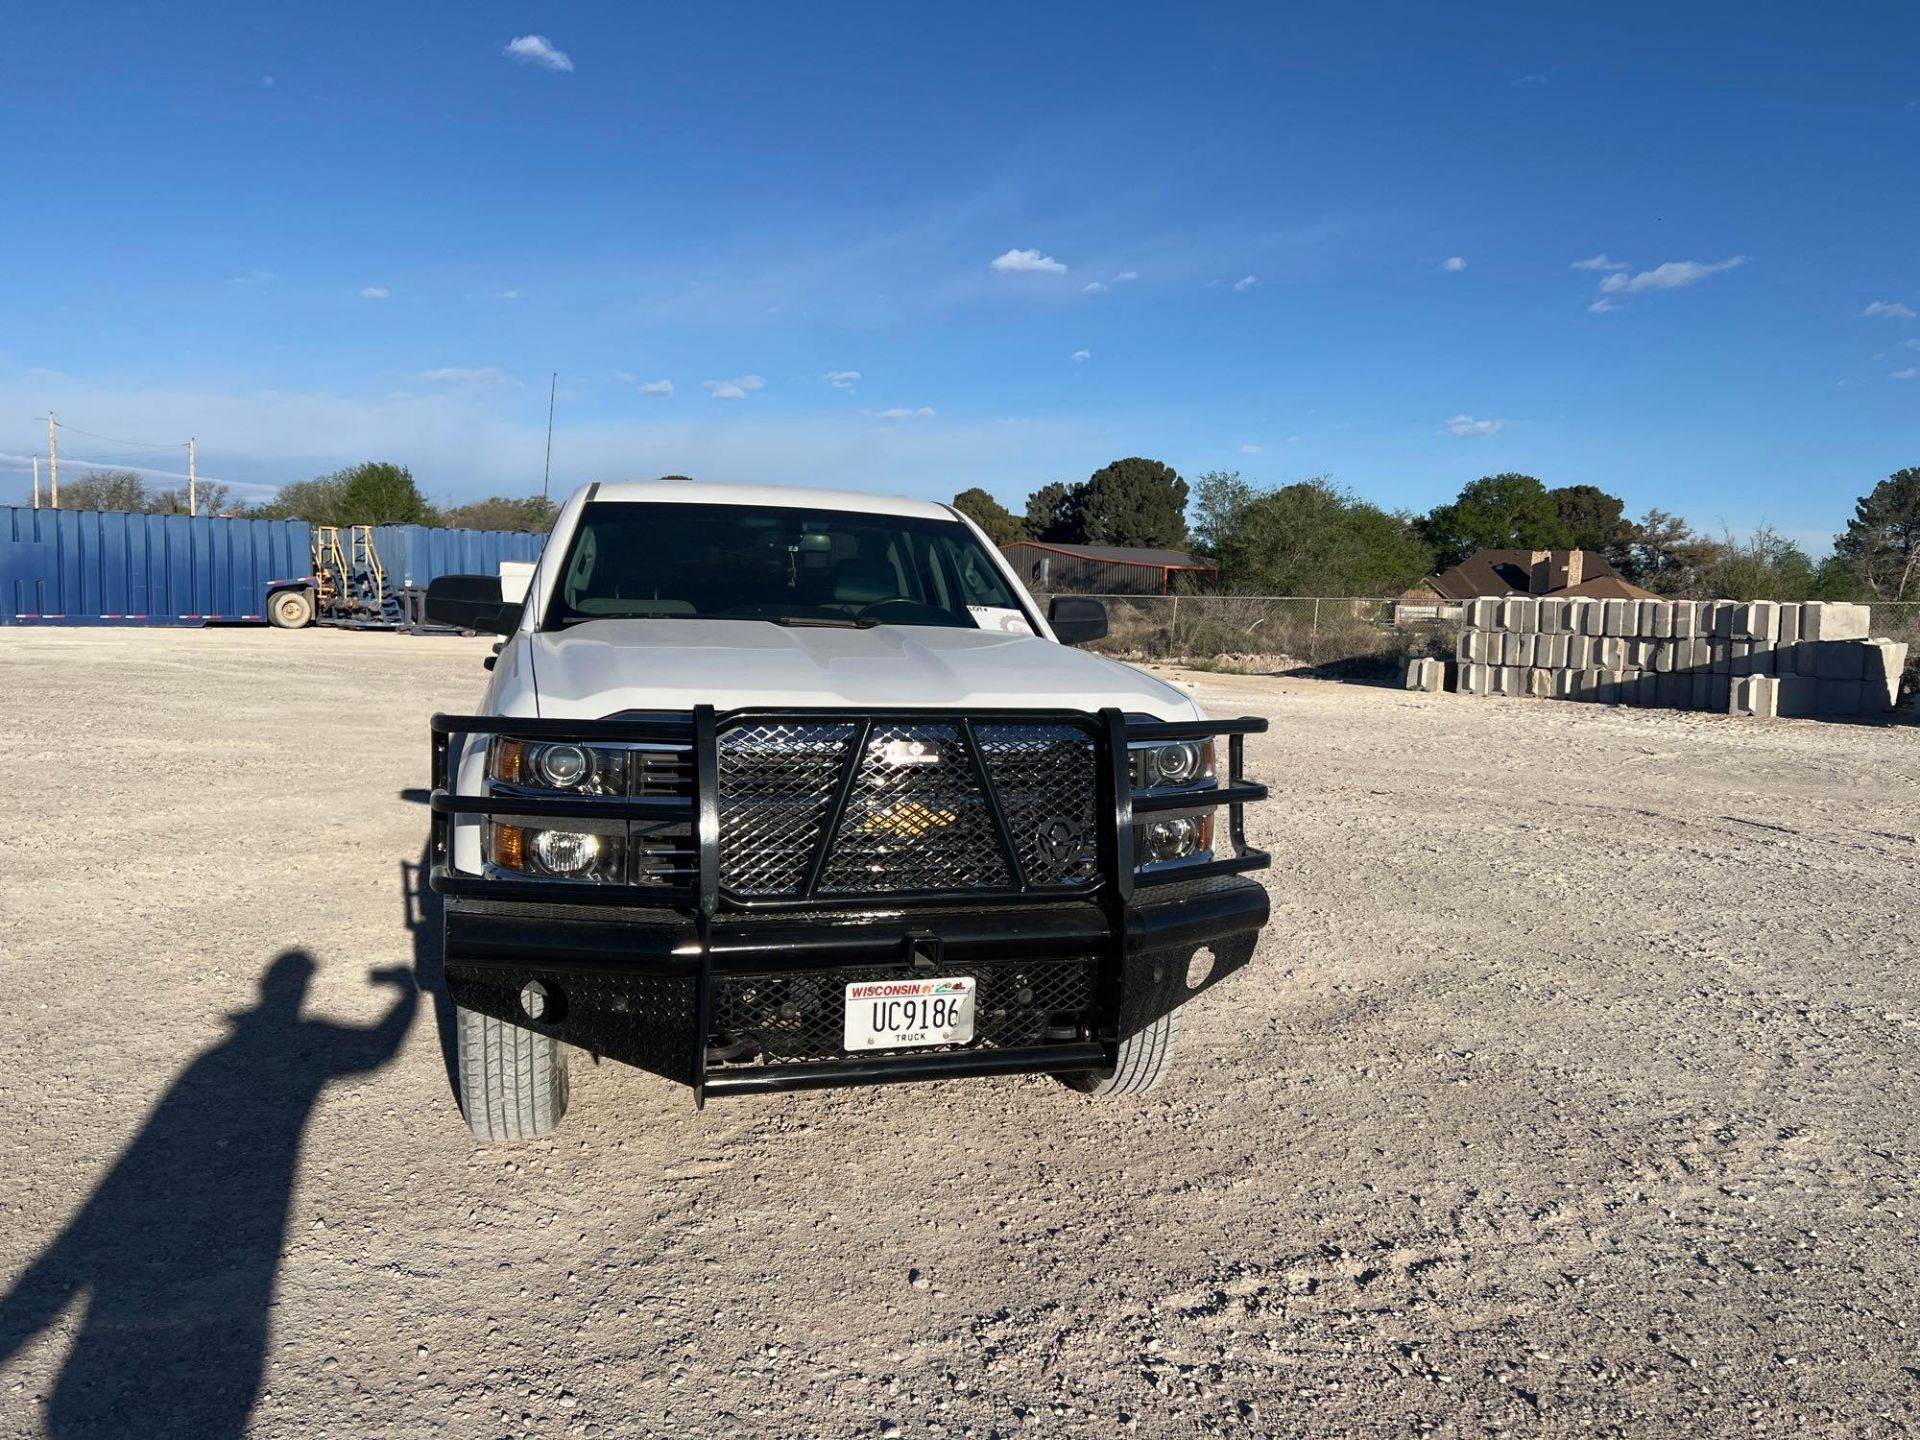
766;615;879;629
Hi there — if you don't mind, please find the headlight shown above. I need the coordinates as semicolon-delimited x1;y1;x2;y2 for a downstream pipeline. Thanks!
1129;739;1215;791
489;736;630;795
1131;810;1214;869
488;819;628;882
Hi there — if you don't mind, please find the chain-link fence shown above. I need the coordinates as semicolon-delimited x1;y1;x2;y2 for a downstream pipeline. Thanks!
1044;594;1920;677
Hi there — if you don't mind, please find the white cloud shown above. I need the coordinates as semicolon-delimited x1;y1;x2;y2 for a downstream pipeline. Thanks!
359;286;389;300
1588;298;1617;314
1442;415;1503;438
1071;349;1091;364
990;248;1067;275
504;35;574;72
418;367;516;386
1514;73;1549;86
877;406;935;419
261;76;276;89
1864;300;1917;320
1240;444;1263;455
498;289;522;301
1081;281;1109;294
1114;270;1138;282
1440;256;1467;272
1598;256;1746;295
823;370;861;390
1901;338;1920;350
1233;275;1258;292
704;374;766;401
639;379;674;397
1572;254;1629;272
1893;367;1918;381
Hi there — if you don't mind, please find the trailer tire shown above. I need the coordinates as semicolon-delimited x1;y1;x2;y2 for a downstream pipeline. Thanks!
1058;1008;1182;1097
455;1004;570;1142
267;587;315;629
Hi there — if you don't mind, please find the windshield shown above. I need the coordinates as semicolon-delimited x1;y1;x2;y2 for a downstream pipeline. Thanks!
543;501;1028;630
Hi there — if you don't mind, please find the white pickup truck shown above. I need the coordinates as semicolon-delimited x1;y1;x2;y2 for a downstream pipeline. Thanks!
425;480;1270;1139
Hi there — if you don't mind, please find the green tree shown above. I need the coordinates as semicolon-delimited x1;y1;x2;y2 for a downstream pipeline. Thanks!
340;462;433;525
950;487;1026;544
440;495;559;532
1023;482;1082;543
1833;466;1920;601
1189;470;1255;559
1548;483;1634;563
1423;473;1571;568
1625;509;1718;596
247;474;350;524
1076;457;1189;548
57;469;150;511
1215;477;1434;595
1698;527;1817;601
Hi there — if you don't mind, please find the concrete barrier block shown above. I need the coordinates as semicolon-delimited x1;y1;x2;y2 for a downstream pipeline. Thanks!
1812;641;1868;681
1689;671;1714;710
1707;601;1736;639
1863;640;1906;710
1729;640;1754;677
1549;633;1575;668
1652;640;1676;674
1582;599;1606;636
1730;674;1778;717
1671;602;1699;639
1536;598;1564;634
1777;602;1802;645
1802;602;1870;641
1501;597;1538;632
1816;679;1864;716
1402;656;1445;691
1602;599;1632;636
1776;675;1818;718
1524;667;1552;699
1646;601;1673;639
1652;671;1682;707
1733;601;1779;642
1460;662;1492;695
1497;666;1524;698
1562;599;1591;636
1688;635;1713;671
1576;666;1604;701
1593;670;1620;705
1468;597;1501;629
1709;639;1729;674
1565;634;1593;670
1552;668;1579;699
1708;674;1731;712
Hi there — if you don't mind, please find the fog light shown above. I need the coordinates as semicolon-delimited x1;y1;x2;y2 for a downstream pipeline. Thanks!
1145;816;1196;862
531;829;601;875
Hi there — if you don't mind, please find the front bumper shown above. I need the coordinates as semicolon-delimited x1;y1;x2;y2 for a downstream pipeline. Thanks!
443;874;1268;1102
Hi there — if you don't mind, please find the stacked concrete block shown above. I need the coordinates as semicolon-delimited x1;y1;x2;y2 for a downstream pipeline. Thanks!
1454;598;1903;720
1400;656;1447;692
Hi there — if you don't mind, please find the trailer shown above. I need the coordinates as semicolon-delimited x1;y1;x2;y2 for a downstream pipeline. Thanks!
1;506;546;630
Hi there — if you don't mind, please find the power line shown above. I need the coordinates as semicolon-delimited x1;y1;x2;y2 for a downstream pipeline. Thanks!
36;418;189;451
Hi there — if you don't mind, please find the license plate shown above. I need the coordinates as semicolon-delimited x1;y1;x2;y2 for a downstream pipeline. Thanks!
843;976;976;1050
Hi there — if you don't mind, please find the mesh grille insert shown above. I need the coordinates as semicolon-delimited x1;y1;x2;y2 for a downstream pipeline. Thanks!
817;724;1010;894
717;722;858;896
976;724;1100;888
710;957;1096;1066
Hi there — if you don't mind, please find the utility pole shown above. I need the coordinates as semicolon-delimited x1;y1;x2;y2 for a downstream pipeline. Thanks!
32;456;40;509
48;412;58;508
188;437;197;515
542;372;557;500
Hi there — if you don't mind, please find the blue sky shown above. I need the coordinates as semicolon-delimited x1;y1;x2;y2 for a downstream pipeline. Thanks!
2;2;1915;548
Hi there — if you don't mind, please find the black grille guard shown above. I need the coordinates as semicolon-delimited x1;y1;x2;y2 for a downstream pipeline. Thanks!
428;706;1270;916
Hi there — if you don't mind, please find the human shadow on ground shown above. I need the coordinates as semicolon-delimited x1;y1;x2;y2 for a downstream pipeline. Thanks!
0;848;432;1438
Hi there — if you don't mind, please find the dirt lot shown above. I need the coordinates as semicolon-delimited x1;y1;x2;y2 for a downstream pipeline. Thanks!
0;627;1916;1439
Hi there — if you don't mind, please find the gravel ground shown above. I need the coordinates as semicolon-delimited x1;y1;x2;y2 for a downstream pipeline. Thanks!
0;627;1916;1440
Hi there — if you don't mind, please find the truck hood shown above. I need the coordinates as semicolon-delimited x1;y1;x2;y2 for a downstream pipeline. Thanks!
519;619;1200;720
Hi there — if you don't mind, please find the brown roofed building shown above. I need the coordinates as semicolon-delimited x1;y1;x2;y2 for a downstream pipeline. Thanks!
1424;548;1657;602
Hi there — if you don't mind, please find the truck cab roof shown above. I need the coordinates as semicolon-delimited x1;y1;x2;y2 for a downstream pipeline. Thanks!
585;480;957;522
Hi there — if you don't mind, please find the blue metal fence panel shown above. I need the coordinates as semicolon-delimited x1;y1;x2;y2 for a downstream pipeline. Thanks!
370;523;547;590
0;507;313;626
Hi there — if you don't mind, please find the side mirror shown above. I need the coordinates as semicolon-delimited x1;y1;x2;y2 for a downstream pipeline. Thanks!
1047;596;1109;646
425;574;520;635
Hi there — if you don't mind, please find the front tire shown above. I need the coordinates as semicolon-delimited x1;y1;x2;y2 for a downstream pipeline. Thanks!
455;1005;570;1141
1058;1009;1182;1097
268;587;315;629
